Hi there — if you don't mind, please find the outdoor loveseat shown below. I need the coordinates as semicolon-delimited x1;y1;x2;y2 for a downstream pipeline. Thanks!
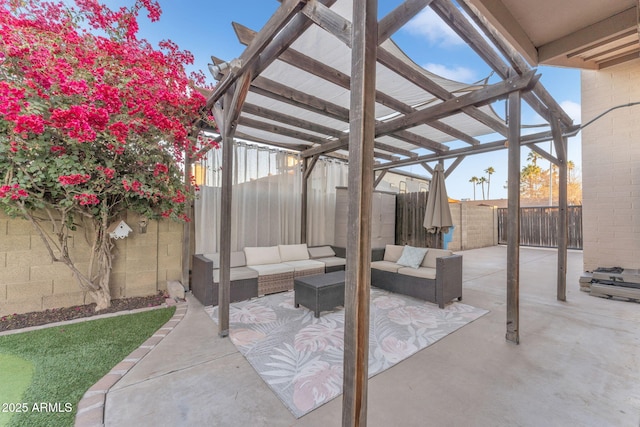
370;244;462;308
192;244;346;306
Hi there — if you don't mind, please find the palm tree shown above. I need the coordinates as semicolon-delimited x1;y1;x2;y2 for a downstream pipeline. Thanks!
469;176;479;200
527;150;543;166
478;176;487;200
484;166;495;199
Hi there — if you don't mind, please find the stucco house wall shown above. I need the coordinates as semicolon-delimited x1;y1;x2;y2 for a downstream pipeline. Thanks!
581;59;640;271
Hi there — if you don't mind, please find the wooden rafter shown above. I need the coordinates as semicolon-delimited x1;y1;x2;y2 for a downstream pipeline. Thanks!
372;126;579;170
234;24;455;153
434;0;574;129
206;0;308;108
374;71;538;137
278;6;508;139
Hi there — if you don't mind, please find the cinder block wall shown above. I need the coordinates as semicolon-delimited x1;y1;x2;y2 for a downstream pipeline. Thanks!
0;210;183;315
581;59;640;271
447;203;498;251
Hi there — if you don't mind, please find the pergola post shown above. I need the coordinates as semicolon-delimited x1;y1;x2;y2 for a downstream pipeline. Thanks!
552;117;568;301
342;0;377;424
506;86;521;344
301;154;320;244
216;91;234;338
215;72;252;338
181;153;192;291
301;157;308;244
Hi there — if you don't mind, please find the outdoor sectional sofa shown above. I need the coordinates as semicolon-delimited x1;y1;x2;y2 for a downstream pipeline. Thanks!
191;244;345;306
370;244;463;308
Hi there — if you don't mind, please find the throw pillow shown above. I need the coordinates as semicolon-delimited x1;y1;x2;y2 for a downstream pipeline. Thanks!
396;245;428;269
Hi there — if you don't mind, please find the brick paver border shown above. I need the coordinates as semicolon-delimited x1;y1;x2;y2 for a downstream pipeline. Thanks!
74;302;187;427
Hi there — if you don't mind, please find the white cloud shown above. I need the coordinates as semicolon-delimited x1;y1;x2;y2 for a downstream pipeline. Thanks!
404;8;464;47
560;100;581;124
423;63;476;83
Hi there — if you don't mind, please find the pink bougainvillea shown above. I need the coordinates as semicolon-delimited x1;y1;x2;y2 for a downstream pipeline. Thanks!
58;174;91;186
0;0;218;310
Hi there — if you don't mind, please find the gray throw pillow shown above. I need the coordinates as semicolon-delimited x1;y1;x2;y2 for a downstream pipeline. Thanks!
396;245;428;269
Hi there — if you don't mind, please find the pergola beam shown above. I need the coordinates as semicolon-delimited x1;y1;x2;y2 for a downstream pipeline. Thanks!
528;143;559;166
375;70;538;137
378;0;435;42
206;0;308;108
435;0;574;129
235;24;456;154
444;155;466;178
373;126;580;170
291;6;509;139
373;170;387;188
303;70;538;158
421;162;434;175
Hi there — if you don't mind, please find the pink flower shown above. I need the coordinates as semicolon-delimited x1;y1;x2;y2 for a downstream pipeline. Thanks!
96;166;115;181
153;163;168;176
58;174;91;186
50;145;66;155
0;184;28;200
74;193;100;205
14;114;45;134
171;190;185;203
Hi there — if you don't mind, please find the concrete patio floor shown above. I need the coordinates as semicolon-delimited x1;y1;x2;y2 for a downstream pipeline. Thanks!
104;245;640;426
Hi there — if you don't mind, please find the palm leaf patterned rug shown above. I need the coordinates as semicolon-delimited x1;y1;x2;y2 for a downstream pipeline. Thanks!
209;288;488;418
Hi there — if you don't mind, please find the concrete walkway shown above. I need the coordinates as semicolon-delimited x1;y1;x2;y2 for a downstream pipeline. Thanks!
103;246;640;426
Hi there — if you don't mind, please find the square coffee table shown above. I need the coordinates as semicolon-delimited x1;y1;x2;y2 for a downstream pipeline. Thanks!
294;270;345;318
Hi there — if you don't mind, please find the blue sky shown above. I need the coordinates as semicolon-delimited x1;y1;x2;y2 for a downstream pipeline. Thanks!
130;0;582;201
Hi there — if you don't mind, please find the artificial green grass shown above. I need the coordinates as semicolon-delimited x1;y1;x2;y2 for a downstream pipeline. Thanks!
0;307;175;427
0;354;34;427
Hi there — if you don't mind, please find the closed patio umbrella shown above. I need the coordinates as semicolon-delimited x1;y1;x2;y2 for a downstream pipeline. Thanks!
423;163;453;248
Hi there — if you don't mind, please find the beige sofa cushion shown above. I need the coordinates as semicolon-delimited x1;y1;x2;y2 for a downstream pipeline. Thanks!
205;252;247;269
371;260;401;273
213;266;259;283
282;259;325;272
421;248;454;268
308;246;335;258
278;244;309;262
383;244;405;262
244;246;281;266
397;266;437;280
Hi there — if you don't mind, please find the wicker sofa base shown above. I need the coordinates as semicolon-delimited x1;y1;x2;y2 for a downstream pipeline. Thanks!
371;254;462;309
258;271;294;296
211;279;258;307
294;267;325;278
325;264;345;273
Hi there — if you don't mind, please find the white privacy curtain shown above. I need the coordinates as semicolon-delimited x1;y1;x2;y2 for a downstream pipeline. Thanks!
307;159;348;246
195;142;348;254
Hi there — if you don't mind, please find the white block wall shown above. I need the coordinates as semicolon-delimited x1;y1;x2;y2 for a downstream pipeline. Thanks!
581;59;640;271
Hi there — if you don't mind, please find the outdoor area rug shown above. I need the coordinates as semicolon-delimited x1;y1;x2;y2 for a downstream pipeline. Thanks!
209;288;488;418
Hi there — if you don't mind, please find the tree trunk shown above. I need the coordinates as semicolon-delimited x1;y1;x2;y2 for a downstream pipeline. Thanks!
22;205;115;311
88;215;114;311
89;283;111;311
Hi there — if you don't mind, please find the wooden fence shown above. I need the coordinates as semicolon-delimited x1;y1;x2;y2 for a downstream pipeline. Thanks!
497;206;583;249
395;192;439;248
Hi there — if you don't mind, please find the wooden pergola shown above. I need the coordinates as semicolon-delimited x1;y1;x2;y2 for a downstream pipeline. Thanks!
201;0;579;424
